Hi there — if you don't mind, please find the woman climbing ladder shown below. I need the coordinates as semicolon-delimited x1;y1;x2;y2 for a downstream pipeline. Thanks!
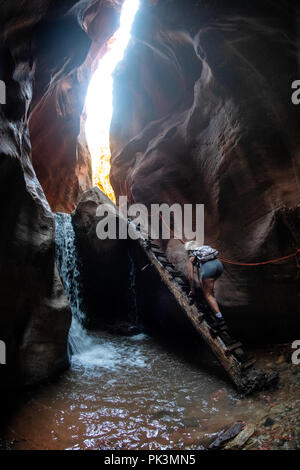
185;242;224;321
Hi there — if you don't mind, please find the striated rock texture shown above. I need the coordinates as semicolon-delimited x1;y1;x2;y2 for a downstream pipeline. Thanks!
29;0;121;212
0;0;121;390
72;187;199;339
110;0;300;341
72;187;132;329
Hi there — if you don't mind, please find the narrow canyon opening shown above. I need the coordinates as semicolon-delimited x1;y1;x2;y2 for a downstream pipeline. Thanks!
85;0;140;203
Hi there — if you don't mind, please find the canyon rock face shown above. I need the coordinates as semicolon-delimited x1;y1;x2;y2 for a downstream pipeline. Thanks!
0;2;71;390
72;187;199;339
0;0;120;390
29;0;121;212
72;187;133;330
110;0;300;341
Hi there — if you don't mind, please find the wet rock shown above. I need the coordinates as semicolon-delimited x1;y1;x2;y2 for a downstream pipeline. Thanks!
224;424;255;450
276;355;285;365
264;417;275;427
209;421;244;450
107;322;140;337
72;188;132;328
198;445;206;451
272;404;286;414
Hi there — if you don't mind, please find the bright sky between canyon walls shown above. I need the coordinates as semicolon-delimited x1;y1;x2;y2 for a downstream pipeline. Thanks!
85;0;140;198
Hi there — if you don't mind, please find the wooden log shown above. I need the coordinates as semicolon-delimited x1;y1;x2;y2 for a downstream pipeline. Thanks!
128;222;279;394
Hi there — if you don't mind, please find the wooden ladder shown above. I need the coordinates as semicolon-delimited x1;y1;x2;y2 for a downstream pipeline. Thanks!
135;234;278;395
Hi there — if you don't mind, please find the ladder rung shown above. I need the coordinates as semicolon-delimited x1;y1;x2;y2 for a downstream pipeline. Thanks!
217;324;228;332
241;358;256;370
207;326;219;338
225;342;243;355
149;243;160;249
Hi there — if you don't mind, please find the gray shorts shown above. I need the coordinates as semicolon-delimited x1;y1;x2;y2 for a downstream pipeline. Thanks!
199;259;224;280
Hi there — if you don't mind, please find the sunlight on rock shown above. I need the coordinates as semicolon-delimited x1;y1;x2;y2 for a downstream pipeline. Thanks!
92;146;116;203
85;0;140;202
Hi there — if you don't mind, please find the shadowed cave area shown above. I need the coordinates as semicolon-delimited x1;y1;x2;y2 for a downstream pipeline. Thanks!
0;0;300;451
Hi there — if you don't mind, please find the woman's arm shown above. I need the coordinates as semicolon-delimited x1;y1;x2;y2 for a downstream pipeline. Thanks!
188;257;195;295
197;265;202;289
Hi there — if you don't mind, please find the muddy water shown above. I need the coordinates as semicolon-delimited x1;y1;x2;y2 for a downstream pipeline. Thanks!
5;334;300;450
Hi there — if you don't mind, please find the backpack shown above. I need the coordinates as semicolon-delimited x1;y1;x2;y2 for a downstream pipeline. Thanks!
192;245;219;263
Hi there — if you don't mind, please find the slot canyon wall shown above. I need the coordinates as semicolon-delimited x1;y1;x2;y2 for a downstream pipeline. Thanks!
72;187;132;331
110;0;300;341
72;187;201;340
0;0;122;391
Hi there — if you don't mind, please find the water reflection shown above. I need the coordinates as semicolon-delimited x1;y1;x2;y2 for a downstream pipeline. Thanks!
5;334;300;450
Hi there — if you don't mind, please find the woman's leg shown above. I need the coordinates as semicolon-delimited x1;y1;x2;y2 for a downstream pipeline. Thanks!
202;278;221;315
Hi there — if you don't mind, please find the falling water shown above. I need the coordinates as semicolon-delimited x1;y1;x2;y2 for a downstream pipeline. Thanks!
54;213;147;372
128;247;139;328
54;213;93;355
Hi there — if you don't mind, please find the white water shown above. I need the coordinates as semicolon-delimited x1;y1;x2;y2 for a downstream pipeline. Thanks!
54;213;148;373
54;213;94;357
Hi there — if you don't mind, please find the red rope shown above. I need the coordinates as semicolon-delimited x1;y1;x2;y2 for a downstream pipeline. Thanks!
219;249;300;266
124;182;299;267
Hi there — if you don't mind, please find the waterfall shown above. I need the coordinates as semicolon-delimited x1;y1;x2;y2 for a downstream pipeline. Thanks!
128;248;139;329
54;213;145;373
54;213;93;356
